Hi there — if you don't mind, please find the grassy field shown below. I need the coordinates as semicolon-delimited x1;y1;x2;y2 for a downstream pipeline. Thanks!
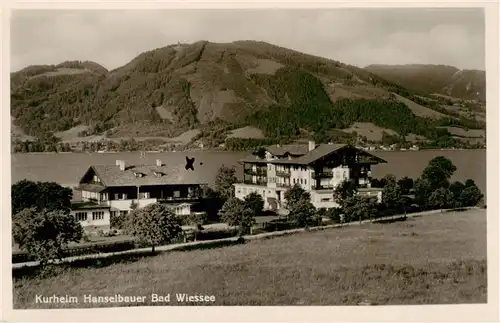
13;209;487;308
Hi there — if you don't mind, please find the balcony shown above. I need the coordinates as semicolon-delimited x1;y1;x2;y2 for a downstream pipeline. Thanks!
243;179;268;186
312;185;335;190
275;170;291;177
312;171;334;178
276;182;291;188
244;168;267;176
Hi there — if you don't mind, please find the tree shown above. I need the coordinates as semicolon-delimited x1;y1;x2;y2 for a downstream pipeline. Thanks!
218;197;256;235
288;196;316;228
370;178;384;188
458;185;484;207
124;203;183;252
422;156;457;190
429;188;453;211
449;181;466;207
413;178;432;207
199;186;224;222
383;174;397;186
464;179;477;188
244;192;265;217
333;179;357;207
284;184;311;210
382;183;403;210
253;147;267;159
343;196;377;223
12;208;83;266
214;165;238;201
397;176;414;194
12;180;73;215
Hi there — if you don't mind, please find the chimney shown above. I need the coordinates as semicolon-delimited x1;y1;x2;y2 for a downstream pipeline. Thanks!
119;160;125;171
308;140;315;151
156;159;162;167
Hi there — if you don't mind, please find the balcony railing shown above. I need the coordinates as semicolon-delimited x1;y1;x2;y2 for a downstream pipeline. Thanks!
243;179;268;186
244;168;267;176
312;185;335;190
275;170;291;177
312;171;334;178
276;182;291;188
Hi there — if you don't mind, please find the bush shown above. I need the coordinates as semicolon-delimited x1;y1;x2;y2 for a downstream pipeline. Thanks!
12;208;83;266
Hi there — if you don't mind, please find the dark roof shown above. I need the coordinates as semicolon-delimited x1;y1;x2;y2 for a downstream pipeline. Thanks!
86;163;211;187
266;144;311;156
240;143;387;166
71;201;110;210
293;144;346;164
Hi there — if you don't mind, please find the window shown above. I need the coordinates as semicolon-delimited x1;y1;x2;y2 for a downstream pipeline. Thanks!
92;211;105;220
304;179;307;185
114;193;119;200
174;190;181;198
75;212;87;221
293;178;296;184
122;193;128;200
110;211;118;218
300;179;303;184
120;210;129;216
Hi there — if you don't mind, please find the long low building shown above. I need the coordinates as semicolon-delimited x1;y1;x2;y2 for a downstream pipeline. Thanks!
71;158;208;230
234;141;386;211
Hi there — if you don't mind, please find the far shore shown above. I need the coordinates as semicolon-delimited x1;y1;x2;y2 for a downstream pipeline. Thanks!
10;148;487;155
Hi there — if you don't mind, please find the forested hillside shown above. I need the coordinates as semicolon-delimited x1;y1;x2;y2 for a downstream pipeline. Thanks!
11;41;486;151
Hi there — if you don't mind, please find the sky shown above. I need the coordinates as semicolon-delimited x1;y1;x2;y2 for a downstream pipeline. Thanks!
10;8;485;72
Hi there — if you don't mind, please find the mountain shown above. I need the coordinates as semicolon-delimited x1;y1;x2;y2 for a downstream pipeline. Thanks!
364;64;486;102
10;41;485;148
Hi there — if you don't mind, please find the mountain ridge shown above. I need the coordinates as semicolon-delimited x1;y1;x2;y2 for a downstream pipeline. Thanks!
10;40;485;149
364;64;486;101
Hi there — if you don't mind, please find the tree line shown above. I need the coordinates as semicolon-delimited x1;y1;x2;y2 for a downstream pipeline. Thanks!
11;157;483;269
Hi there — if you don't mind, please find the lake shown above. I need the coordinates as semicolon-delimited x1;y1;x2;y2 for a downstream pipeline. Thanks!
11;149;487;196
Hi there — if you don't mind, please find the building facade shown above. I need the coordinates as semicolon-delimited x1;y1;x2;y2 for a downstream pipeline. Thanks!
234;141;386;211
71;159;207;228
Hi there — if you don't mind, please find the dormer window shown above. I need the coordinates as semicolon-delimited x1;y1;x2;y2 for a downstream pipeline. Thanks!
133;172;144;178
154;171;164;177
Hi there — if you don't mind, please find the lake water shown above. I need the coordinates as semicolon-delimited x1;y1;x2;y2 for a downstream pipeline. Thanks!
11;149;486;196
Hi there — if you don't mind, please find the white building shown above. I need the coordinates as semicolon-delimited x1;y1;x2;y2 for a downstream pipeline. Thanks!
70;158;209;230
234;141;386;211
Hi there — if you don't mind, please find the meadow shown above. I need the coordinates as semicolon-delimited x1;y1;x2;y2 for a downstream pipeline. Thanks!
13;209;487;308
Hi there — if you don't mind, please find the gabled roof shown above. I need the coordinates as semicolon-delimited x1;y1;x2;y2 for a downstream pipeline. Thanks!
240;143;387;166
81;163;210;188
293;144;346;165
266;144;312;157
